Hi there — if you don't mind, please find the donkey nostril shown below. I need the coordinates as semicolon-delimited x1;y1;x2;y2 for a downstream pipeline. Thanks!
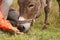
22;26;25;29
17;26;25;32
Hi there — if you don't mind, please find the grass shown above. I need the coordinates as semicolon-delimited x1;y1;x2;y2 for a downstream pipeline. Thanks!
0;0;60;40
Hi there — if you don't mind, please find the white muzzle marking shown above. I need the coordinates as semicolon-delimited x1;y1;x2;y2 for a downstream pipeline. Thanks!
21;23;31;32
19;17;26;21
19;17;31;31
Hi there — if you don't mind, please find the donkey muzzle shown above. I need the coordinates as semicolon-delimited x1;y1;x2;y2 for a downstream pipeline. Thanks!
17;22;31;32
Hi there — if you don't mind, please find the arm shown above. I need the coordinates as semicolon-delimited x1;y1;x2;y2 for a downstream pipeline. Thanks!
0;11;20;34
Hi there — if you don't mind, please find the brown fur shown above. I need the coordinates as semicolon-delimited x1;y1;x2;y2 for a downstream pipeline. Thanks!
18;0;41;19
18;0;60;29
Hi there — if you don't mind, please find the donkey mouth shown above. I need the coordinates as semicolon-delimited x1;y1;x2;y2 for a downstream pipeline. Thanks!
17;23;31;32
18;17;32;32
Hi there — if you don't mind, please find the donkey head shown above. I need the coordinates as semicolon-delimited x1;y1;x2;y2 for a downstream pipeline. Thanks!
18;0;41;32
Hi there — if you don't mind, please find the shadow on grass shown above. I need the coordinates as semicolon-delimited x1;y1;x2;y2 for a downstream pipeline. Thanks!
0;29;15;36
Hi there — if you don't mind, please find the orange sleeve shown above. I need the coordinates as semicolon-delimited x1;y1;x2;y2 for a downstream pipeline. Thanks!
0;11;13;30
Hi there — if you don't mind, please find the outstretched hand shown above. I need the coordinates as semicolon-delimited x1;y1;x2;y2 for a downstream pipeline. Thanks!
11;27;24;34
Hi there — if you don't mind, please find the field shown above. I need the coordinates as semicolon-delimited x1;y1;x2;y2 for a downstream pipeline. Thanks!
0;0;60;40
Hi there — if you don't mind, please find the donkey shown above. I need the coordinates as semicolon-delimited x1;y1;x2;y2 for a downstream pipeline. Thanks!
17;0;60;32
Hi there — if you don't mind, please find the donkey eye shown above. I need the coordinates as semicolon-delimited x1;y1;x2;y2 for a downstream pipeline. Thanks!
29;4;34;7
29;4;34;8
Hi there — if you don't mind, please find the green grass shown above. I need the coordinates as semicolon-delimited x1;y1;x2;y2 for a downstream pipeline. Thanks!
0;0;60;40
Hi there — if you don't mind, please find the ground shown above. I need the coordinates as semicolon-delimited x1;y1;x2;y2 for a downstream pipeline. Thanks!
0;0;60;40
